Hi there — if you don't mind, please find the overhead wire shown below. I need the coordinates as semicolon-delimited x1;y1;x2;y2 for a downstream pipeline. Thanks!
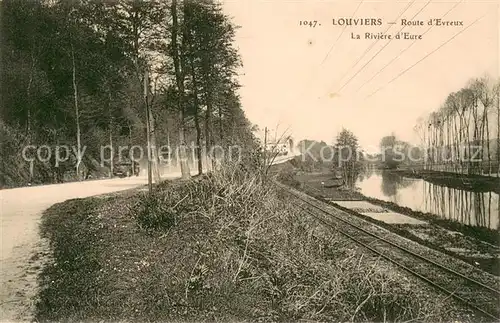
320;0;364;65
291;0;365;102
336;0;432;93
354;0;463;94
364;12;489;100
274;0;364;125
326;0;416;95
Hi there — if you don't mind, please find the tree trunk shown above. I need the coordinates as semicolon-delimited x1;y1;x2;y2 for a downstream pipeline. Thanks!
167;131;171;161
148;101;161;182
194;109;203;175
108;90;114;178
144;70;161;184
497;91;500;177
471;98;480;174
27;47;35;182
109;117;113;178
171;0;190;179
188;52;203;175
200;40;214;168
219;104;223;143
453;113;460;172
26;48;34;140
458;111;465;173
128;122;136;176
71;44;82;181
205;103;212;169
483;106;491;175
463;107;472;174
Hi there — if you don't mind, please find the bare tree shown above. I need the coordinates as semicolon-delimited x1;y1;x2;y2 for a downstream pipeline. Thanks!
417;76;499;176
171;0;191;179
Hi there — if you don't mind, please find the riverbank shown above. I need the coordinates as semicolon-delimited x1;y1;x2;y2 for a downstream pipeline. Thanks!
392;169;500;194
35;165;472;322
276;167;500;276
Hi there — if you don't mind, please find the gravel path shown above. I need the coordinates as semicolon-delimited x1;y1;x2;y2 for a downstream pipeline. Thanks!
0;156;297;322
0;175;180;322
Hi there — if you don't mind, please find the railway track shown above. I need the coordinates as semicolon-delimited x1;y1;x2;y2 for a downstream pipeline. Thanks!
276;181;500;321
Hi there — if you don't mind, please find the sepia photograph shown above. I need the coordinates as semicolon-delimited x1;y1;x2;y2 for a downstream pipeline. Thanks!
0;0;499;322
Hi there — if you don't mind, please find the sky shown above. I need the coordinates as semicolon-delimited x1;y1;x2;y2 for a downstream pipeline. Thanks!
222;0;499;150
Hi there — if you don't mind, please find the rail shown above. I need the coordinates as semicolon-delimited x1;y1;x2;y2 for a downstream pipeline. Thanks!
276;181;500;321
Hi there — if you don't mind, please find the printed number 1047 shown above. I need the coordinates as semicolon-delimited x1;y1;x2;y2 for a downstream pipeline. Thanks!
299;20;319;27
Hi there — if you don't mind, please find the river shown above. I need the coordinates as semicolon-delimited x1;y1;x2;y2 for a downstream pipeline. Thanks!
356;169;500;229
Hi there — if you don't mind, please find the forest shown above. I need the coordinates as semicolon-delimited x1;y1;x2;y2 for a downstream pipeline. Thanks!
0;0;258;188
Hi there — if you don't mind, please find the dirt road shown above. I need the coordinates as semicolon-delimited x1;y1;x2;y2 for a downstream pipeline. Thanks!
0;156;297;322
0;174;180;322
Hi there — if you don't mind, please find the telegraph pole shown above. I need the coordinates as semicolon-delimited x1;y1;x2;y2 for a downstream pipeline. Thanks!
263;127;268;167
144;69;152;194
497;90;499;177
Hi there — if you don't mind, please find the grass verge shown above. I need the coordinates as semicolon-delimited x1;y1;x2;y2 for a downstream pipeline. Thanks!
36;164;470;322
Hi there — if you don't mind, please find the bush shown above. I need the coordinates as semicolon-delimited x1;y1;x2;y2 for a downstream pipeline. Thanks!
127;162;453;321
36;162;460;322
134;193;178;231
276;169;300;188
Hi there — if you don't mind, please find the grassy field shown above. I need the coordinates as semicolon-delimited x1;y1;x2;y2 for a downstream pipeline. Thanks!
36;164;472;322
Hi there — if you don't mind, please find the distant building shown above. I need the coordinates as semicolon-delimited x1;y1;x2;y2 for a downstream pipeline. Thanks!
265;142;290;155
262;135;294;156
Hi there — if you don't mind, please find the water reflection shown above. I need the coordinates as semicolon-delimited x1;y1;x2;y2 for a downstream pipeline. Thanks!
380;171;415;198
356;170;500;229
